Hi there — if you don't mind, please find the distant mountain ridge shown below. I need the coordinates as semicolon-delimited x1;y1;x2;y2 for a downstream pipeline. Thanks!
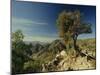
24;39;66;54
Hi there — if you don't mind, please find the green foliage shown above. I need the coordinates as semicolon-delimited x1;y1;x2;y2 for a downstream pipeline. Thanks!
12;30;32;74
23;60;42;73
12;30;24;43
79;23;92;34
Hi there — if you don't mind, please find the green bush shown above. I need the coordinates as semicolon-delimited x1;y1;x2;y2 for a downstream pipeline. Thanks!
23;60;42;73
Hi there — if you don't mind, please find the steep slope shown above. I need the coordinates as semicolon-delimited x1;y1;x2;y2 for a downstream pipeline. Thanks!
24;38;96;73
41;39;96;72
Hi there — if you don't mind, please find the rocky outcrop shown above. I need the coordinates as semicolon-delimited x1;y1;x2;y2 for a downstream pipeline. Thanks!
42;49;96;72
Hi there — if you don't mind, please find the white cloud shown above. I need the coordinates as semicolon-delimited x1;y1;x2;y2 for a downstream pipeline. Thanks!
32;21;48;25
12;17;33;26
24;36;59;43
12;17;49;34
12;17;48;27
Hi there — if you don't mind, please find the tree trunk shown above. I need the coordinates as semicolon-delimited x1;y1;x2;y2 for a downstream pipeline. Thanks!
73;33;80;53
63;32;73;50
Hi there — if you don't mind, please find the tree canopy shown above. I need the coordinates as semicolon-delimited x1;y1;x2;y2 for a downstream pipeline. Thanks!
12;30;32;74
56;10;92;50
12;30;24;43
56;10;92;38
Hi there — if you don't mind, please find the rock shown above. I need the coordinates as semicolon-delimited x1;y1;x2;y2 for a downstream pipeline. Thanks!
60;50;67;58
42;64;48;72
42;48;95;72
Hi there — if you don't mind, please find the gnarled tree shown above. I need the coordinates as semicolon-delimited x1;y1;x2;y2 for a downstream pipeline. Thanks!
56;10;92;52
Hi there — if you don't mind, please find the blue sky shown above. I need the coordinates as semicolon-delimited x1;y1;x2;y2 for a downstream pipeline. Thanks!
12;0;96;42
